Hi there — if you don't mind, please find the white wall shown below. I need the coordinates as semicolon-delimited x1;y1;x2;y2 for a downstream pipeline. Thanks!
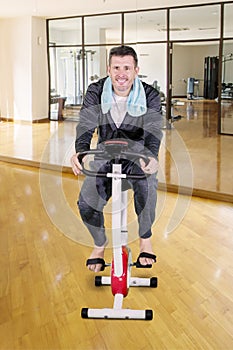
0;17;31;120
0;16;48;121
31;16;48;120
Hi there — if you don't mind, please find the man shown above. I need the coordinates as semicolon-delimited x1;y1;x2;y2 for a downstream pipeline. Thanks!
71;45;163;272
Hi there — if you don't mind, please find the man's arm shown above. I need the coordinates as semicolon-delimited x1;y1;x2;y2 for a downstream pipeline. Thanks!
75;84;102;153
143;85;163;159
140;84;163;174
71;82;102;175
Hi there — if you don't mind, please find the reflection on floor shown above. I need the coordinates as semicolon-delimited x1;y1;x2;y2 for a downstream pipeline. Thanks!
221;99;233;134
0;99;232;202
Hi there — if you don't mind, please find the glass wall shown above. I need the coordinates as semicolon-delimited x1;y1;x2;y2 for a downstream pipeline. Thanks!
124;10;167;102
172;41;219;99
167;4;221;136
84;14;121;45
47;2;233;133
221;3;233;135
124;10;167;43
221;40;233;134
135;43;166;96
48;17;82;45
49;46;84;105
170;5;220;41
48;18;82;119
224;3;233;38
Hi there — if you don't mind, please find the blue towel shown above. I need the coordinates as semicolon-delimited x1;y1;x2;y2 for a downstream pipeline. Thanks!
101;76;147;117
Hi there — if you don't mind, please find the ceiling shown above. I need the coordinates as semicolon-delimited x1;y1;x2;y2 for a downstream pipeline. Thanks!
0;0;230;19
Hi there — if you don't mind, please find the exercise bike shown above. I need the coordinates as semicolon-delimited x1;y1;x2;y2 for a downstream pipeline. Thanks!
78;140;158;320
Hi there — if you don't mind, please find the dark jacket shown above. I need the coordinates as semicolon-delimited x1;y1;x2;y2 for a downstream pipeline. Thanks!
75;77;163;159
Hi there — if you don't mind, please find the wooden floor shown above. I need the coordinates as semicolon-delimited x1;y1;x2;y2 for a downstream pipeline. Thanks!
0;161;233;350
0;99;233;349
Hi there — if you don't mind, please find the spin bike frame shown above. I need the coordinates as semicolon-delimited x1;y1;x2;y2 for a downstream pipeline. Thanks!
79;140;157;320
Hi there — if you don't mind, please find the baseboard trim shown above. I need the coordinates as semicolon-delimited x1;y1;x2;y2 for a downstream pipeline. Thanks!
0;117;50;124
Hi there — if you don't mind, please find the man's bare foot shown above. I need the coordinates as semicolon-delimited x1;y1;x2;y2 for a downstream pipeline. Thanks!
86;244;106;272
139;237;156;266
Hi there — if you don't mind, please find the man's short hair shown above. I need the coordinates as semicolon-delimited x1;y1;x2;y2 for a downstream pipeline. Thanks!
108;45;138;67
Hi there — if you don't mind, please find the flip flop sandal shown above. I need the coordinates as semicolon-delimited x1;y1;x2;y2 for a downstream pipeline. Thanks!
86;258;106;271
135;252;156;268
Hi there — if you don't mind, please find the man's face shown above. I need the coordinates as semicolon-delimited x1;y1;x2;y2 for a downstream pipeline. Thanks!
107;55;139;96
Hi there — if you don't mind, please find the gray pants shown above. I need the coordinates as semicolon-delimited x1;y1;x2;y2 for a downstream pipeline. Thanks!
78;160;158;246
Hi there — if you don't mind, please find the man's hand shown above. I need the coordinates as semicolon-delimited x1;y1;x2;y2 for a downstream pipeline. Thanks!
70;153;84;175
140;157;159;175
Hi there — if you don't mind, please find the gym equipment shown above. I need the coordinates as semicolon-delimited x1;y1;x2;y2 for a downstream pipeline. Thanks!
73;49;97;105
78;140;158;320
222;53;233;100
204;56;219;100
51;48;97;107
186;77;201;100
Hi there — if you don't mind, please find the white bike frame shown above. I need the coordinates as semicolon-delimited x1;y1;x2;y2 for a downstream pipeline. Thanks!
81;162;155;320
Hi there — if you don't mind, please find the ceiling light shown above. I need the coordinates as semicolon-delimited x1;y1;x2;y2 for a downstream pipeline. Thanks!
158;27;190;31
198;27;217;31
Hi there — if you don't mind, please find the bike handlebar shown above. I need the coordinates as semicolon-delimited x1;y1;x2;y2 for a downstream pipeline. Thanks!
77;140;150;179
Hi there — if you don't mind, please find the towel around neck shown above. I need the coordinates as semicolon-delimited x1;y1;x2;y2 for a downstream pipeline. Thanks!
101;76;147;117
